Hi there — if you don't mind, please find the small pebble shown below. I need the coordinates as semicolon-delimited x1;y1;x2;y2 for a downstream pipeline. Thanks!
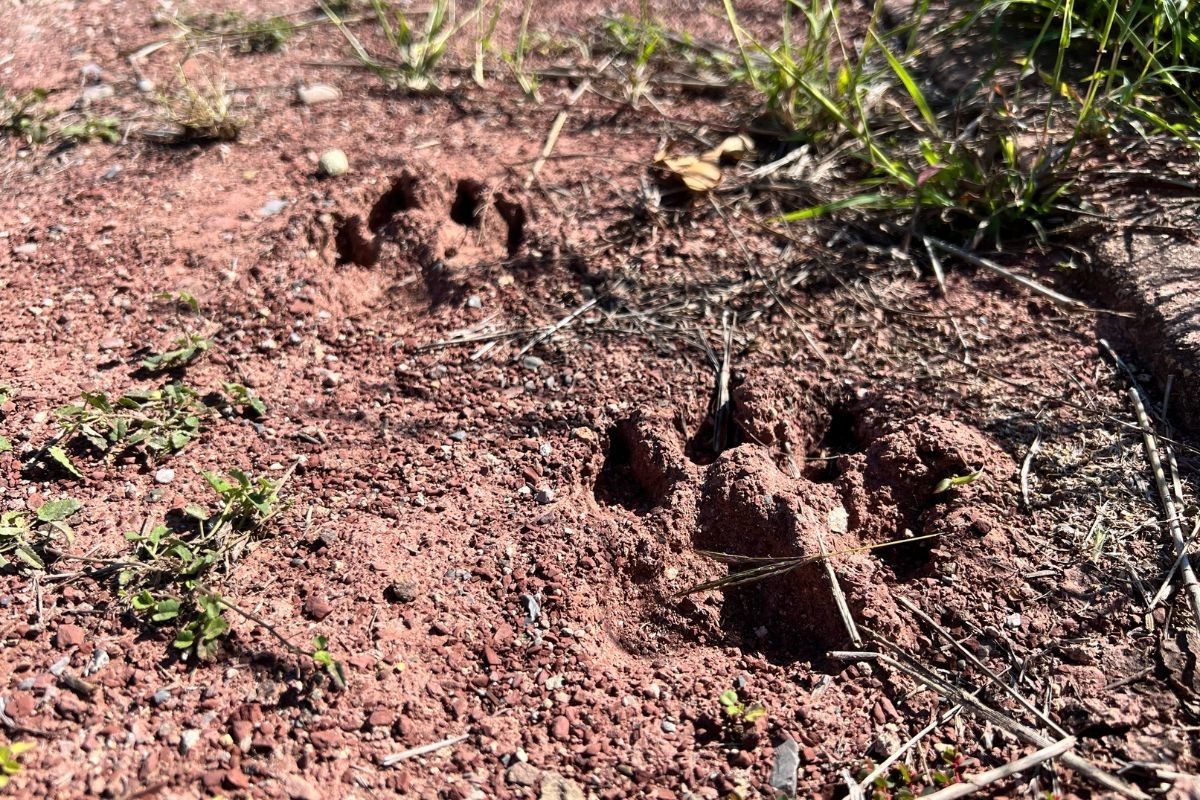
521;356;544;371
297;83;341;106
449;430;467;442
534;486;555;505
318;149;349;178
258;199;287;218
154;468;175;485
466;295;482;309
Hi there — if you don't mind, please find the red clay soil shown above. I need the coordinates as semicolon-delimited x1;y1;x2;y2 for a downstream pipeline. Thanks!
2;2;1199;800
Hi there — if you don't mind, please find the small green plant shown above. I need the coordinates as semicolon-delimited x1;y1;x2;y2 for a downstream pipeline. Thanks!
718;688;766;733
201;469;284;530
0;497;82;571
323;0;479;93
0;87;51;143
861;744;973;799
141;334;211;372
0;741;34;790
222;382;267;417
59;115;121;143
56;383;209;462
179;10;295;53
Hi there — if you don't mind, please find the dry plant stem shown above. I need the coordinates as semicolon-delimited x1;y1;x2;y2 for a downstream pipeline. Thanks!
830;649;1150;800
523;54;613;189
1152;518;1200;608
921;235;1090;311
919;737;1076;800
711;311;734;453
817;530;862;647
894;595;1069;737
380;733;468;766
1125;385;1200;622
856;708;950;790
1020;430;1042;511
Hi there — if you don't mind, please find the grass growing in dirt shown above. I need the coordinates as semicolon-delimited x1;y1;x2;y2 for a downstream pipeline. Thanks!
177;10;296;53
150;67;243;142
55;383;209;464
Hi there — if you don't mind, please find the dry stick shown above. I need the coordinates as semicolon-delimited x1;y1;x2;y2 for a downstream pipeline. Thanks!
1152;518;1200;609
830;650;1150;800
894;595;1069;738
523;54;614;189
380;734;468;766
816;531;862;647
513;279;625;359
1125;385;1200;622
711;311;735;453
857;709;951;790
921;235;1093;311
919;737;1077;800
1020;430;1043;511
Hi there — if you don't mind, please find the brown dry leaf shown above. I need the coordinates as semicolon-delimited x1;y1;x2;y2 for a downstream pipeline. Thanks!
703;133;755;164
655;153;722;193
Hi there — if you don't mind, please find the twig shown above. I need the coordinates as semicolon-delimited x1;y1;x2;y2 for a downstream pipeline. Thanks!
523;55;613;189
1151;519;1200;609
919;737;1076;800
857;709;950;790
1123;384;1200;624
711;311;735;453
380;734;468;766
513;280;622;359
1020;430;1042;511
894;595;1068;738
922;235;1091;311
817;531;862;647
830;649;1150;799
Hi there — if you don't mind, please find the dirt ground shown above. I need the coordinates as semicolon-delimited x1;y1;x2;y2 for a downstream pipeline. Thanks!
2;2;1198;799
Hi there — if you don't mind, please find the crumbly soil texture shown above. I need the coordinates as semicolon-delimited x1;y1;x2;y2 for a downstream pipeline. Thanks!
2;2;1198;800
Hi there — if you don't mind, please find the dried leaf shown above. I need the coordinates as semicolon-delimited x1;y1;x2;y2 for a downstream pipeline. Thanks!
703;133;754;163
655;154;722;193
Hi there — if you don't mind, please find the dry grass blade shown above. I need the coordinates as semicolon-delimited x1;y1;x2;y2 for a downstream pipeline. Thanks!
919;737;1076;800
681;532;944;595
831;647;1150;799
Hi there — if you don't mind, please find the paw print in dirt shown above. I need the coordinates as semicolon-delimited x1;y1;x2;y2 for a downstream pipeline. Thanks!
332;171;527;304
589;368;1013;656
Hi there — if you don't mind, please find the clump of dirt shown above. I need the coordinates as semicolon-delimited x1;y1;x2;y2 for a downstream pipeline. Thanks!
598;385;1012;655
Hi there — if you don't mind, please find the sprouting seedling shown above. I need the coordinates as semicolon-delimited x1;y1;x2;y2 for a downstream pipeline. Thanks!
718;689;765;724
679;531;945;595
222;382;267;418
0;741;35;789
933;468;983;494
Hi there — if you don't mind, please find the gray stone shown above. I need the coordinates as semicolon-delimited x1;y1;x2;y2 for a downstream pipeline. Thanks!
180;728;201;754
534;486;555;505
539;772;584;800
770;736;800;798
506;761;539;786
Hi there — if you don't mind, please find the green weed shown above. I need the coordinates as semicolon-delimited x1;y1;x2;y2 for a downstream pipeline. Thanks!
0;742;34;790
323;0;475;93
0;87;52;143
0;496;82;571
179;10;295;53
141;334;211;372
59;116;121;144
222;382;267;418
55;383;208;462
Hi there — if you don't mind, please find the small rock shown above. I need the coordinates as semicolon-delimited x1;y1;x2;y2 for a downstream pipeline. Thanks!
466;295;482;309
570;427;596;443
283;775;320;800
303;595;333;621
506;761;540;787
55;624;85;648
318;149;349;178
539;772;584;800
151;688;171;706
449;430;467;442
297;83;341;106
660;719;676;733
770;736;800;798
549;715;570;741
154;467;174;485
136;79;155;93
99;337;122;350
521;356;544;371
223;769;250;790
1005;612;1022;629
258;198;287;218
534;486;555;505
385;580;418;603
12;243;37;255
180;728;201;754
